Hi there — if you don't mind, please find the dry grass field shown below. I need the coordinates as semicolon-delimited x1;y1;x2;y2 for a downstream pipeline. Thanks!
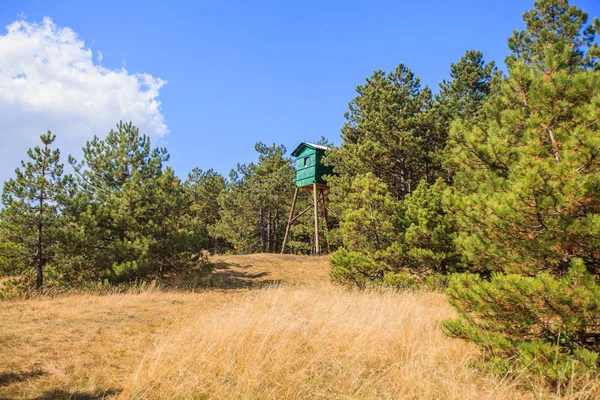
1;254;598;399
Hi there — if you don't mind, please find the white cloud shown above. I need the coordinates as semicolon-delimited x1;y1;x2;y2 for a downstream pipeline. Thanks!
0;17;168;186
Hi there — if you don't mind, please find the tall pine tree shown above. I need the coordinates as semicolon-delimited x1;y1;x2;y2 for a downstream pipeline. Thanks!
1;132;69;288
444;0;600;386
327;64;435;201
329;54;496;286
447;0;600;275
212;143;295;253
62;122;190;282
184;168;227;253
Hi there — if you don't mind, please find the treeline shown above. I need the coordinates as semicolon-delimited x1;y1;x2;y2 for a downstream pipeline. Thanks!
0;125;319;291
326;0;600;389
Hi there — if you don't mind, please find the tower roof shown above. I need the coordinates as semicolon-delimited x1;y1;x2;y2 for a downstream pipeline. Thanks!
291;142;330;157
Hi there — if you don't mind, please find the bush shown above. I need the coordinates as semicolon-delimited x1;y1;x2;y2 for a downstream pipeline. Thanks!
330;247;449;292
329;248;385;288
382;271;417;290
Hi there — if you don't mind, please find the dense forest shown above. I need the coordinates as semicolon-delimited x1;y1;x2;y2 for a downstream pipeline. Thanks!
1;0;599;389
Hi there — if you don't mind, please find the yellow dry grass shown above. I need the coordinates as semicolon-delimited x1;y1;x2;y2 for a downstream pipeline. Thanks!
0;254;597;399
122;286;523;400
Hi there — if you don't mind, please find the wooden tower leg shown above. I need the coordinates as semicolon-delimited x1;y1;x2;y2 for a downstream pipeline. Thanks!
281;187;299;254
313;183;320;255
320;190;331;254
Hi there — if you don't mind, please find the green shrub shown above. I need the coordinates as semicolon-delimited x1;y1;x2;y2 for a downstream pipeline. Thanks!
381;271;417;290
443;259;600;388
329;247;385;288
330;247;449;292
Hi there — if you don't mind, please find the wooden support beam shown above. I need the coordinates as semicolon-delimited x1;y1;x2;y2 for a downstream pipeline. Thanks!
280;187;299;254
282;183;330;256
291;204;313;223
313;183;320;255
319;189;331;254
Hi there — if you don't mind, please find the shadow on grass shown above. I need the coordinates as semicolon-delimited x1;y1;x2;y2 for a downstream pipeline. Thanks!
211;261;283;289
36;388;121;400
0;369;47;387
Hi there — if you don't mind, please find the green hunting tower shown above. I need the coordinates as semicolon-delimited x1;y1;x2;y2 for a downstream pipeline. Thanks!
281;142;333;255
291;142;334;187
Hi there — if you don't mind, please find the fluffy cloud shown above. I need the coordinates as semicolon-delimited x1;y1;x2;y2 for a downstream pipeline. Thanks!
0;17;167;186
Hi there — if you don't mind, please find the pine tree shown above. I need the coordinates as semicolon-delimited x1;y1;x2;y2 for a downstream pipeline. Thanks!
330;177;461;287
69;121;169;198
443;259;600;385
0;225;24;278
444;0;600;386
327;64;435;202
329;173;400;287
140;166;191;275
436;50;498;181
212;143;295;253
328;55;496;286
1;132;69;288
507;0;599;70
61;122;189;282
398;180;460;276
436;50;497;125
184;168;227;253
448;1;600;275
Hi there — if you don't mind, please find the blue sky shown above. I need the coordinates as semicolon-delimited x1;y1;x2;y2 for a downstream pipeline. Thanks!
1;0;599;182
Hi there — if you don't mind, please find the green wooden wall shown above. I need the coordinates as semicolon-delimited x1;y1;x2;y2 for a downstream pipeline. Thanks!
293;144;333;187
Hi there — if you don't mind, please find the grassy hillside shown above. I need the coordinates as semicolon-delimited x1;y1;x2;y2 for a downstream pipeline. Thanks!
0;255;597;399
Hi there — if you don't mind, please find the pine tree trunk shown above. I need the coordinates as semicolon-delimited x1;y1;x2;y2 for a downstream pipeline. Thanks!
274;211;279;252
35;251;43;289
259;208;266;253
267;209;272;253
36;163;45;289
36;214;43;289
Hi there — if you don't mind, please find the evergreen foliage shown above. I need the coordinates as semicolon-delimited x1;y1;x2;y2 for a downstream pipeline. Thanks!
0;132;69;288
443;0;600;386
435;51;498;168
60;122;192;283
443;259;599;385
184;168;228;254
212;143;295;253
329;176;461;288
447;0;600;276
398;180;460;276
326;64;436;201
507;0;599;70
329;173;399;287
436;50;498;125
327;50;495;287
